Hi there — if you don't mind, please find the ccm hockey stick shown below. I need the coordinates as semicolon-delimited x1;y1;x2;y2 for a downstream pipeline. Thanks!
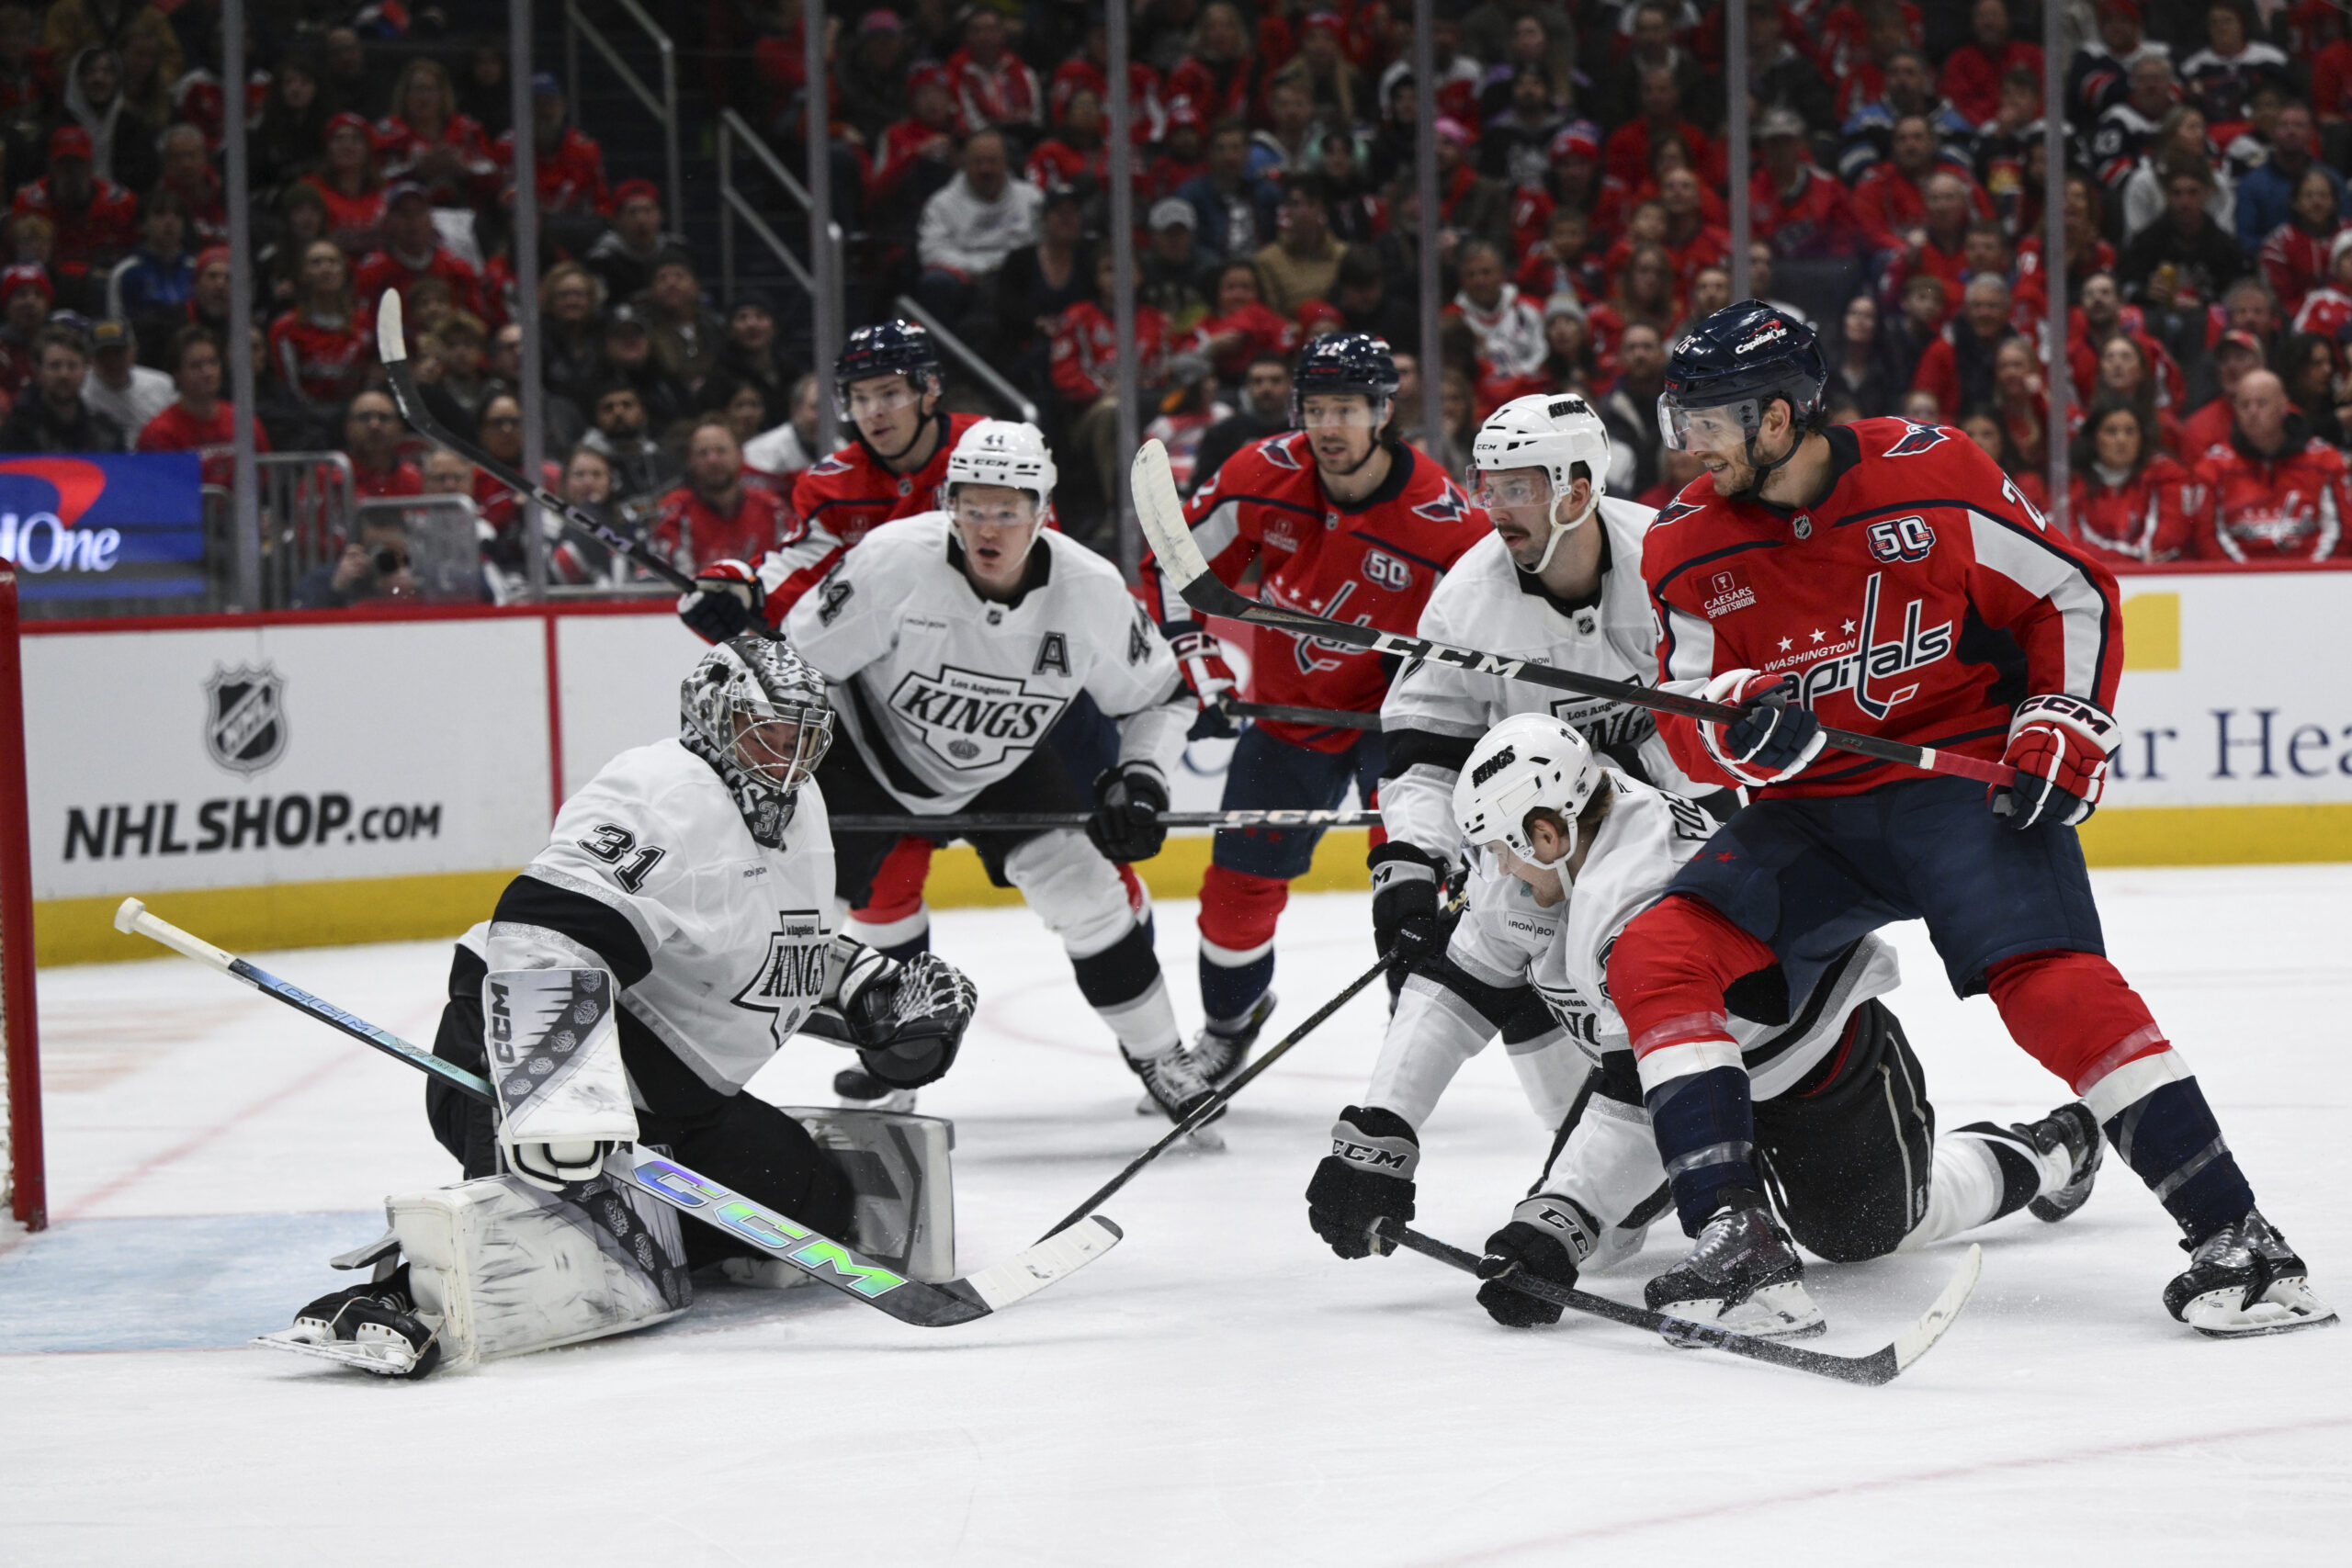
1130;441;2016;790
113;897;1120;1326
831;807;1380;833
1217;694;1382;731
1378;1219;1981;1387
377;291;753;609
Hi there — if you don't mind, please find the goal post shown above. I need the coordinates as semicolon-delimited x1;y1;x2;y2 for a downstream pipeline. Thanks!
0;569;42;1231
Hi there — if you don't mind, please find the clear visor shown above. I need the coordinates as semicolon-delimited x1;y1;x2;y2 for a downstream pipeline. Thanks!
730;704;832;791
1471;470;1554;510
1296;393;1385;430
841;377;922;423
949;488;1042;531
1658;394;1763;454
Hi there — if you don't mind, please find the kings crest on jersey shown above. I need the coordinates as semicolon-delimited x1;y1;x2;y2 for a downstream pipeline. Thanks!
1643;417;2124;796
1149;432;1486;752
784;512;1183;810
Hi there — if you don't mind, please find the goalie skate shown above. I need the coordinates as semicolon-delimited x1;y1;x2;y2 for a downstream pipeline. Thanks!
255;1271;443;1380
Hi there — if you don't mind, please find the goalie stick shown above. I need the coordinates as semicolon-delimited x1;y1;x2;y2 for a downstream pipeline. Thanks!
1377;1219;1980;1387
831;807;1380;833
113;897;1120;1327
1130;441;2016;790
375;291;764;613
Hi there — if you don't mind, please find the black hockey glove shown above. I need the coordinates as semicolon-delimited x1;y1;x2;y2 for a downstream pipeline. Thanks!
1368;842;1452;971
677;559;767;644
839;949;978;1089
1087;763;1170;863
1475;1194;1602;1327
1305;1105;1420;1259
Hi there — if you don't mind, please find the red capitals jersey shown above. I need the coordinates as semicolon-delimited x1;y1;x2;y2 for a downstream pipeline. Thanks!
1645;418;2124;796
2188;434;2349;562
493;127;610;215
355;245;485;323
135;401;271;488
268;308;374;405
1148;434;1484;753
300;176;388;253
1050;300;1168;403
756;411;987;618
12;179;137;284
650;481;795;575
2069;457;2194;564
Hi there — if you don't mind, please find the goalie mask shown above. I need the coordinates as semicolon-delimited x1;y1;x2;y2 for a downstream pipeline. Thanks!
680;637;833;846
1453;714;1604;874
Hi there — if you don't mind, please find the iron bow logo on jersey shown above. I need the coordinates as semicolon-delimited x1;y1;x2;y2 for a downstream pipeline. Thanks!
887;662;1069;769
203;663;288;776
731;908;830;1047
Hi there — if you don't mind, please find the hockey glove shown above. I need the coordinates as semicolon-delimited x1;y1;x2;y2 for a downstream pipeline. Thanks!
1992;694;2120;830
677;559;769;644
1305;1105;1420;1258
840;949;977;1089
1699;670;1825;787
1476;1194;1603;1327
1087;762;1170;863
1163;623;1238;739
1368;842;1452;971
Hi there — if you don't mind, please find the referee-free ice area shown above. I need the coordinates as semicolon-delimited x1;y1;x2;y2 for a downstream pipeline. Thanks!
3;867;2348;1565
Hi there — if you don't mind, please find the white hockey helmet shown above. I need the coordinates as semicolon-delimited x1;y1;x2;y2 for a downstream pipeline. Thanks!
944;418;1057;512
1469;392;1612;571
1452;713;1605;874
681;636;832;840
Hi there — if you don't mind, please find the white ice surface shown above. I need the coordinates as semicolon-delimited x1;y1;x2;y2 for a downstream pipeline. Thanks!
3;868;2349;1564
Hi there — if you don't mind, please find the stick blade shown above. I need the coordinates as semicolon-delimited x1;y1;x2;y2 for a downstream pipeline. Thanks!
1130;440;1206;587
962;1214;1124;1312
376;288;406;365
1890;1242;1982;1375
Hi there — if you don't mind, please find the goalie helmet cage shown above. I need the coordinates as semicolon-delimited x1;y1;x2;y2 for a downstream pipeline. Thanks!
0;570;41;1230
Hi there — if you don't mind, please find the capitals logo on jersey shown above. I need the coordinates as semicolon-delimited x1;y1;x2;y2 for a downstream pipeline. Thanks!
887;663;1069;769
730;909;830;1047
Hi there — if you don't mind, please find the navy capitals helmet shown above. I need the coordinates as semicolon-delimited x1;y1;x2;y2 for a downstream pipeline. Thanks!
833;318;943;419
1289;331;1401;429
1657;300;1826;491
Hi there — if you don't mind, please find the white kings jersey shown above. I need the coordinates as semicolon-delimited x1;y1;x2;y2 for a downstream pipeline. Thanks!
1378;499;1707;869
465;738;839;1102
784;513;1189;811
1363;772;1900;1227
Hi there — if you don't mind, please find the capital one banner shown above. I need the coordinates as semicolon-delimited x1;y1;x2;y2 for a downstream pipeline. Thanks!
0;453;207;603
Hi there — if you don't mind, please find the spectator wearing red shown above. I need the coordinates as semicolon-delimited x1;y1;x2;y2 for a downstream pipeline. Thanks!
2179;330;2267;460
1517;206;1605;304
1166;1;1273;128
2016;174;2116;319
1432;118;1513;251
2189;367;2348;559
1750;107;1864;260
11;126;136;312
1052;19;1166;147
1653;166;1730;289
135;326;269;488
2070;400;2194;562
1053;250;1170;542
1544;121;1604;222
2070;277;2184;426
1026;85;1110;191
1851;115;1993;259
343;389;424;500
1145;96;1210;201
469;392;563;550
871;65;962;213
154;123;227;250
0;263;53;402
947;7;1042;137
495;74;609;218
1586;241;1681;380
1940;0;2043;126
357;183;487;326
650;419;792;574
376;57;495;210
1602;64;1713;197
0;5;56;127
2256;166;2347;318
2290;231;2352;338
2315;6;2352;127
1885;173;1985;324
268;238;373;410
1824;1;1925;122
303;113;388;255
1913;273;2019;420
1186;260;1301;383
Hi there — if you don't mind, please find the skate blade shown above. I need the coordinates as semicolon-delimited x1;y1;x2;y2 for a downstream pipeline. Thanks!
2184;1280;2340;1338
1182;1122;1227;1153
253;1326;427;1377
1655;1280;1826;1344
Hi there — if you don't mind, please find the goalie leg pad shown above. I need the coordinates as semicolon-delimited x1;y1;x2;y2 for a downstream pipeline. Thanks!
390;1173;692;1371
482;966;639;1190
778;1108;956;1283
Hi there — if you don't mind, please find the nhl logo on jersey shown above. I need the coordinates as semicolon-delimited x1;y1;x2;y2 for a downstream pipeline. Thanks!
202;663;288;776
887;662;1069;771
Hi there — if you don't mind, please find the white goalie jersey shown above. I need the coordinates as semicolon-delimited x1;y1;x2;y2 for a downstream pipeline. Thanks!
1365;771;1900;1233
467;738;840;1101
782;513;1190;812
1379;501;1706;868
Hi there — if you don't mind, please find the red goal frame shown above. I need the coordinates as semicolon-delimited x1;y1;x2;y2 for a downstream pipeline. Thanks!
0;570;44;1230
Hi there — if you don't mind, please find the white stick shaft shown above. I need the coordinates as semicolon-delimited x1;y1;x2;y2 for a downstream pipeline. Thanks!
113;897;238;974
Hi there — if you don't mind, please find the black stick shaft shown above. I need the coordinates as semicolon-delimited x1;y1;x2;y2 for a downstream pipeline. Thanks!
1218;695;1383;731
831;809;1381;833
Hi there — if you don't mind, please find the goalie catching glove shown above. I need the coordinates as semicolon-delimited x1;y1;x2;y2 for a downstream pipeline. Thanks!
1992;694;2119;830
834;942;978;1089
677;558;770;644
1305;1105;1419;1258
1698;669;1825;787
1163;623;1238;739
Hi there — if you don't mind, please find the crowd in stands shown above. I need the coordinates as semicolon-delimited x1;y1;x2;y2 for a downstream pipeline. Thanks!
7;0;2352;603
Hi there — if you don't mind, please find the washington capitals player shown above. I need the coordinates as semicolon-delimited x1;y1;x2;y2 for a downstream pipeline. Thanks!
786;420;1216;1122
1613;301;2331;1337
1307;716;2101;1335
1374;392;1717;989
680;320;989;965
276;639;977;1375
1145;333;1487;1076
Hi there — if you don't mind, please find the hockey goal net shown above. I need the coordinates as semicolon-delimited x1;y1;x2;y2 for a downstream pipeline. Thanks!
0;570;42;1232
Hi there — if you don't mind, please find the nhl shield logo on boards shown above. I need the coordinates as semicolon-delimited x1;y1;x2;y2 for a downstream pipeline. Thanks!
202;662;288;776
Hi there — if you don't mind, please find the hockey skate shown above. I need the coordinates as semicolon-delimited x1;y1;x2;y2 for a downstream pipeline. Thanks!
2017;1100;2102;1223
835;1065;920;1115
2164;1209;2338;1337
257;1264;444;1380
1124;1043;1226;1148
1644;1196;1826;1340
1136;991;1276;1114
